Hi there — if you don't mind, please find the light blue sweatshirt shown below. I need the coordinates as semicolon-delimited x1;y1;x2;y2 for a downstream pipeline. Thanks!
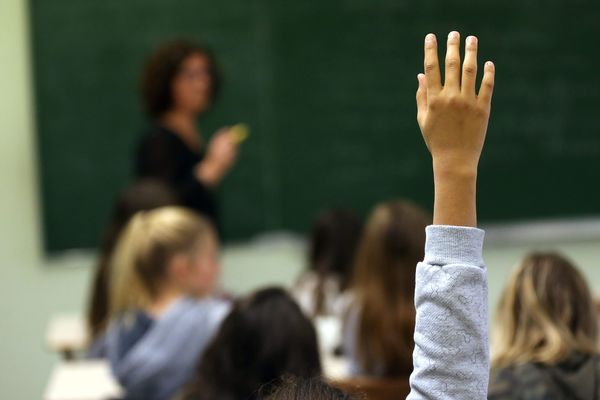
408;225;489;400
90;296;230;400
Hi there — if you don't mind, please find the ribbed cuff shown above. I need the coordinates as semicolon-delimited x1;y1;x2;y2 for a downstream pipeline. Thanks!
423;225;485;268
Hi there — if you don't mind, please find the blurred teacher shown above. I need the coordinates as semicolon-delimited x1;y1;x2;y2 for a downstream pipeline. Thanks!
135;40;238;231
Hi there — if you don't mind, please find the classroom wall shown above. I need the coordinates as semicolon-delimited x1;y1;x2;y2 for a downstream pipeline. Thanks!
1;0;40;266
2;0;600;399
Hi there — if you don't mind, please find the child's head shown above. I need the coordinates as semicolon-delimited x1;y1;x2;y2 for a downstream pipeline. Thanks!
353;201;429;292
351;200;430;375
100;179;178;255
259;376;356;400
308;209;362;285
492;252;598;368
110;206;218;316
88;179;177;337
304;209;362;316
185;287;321;400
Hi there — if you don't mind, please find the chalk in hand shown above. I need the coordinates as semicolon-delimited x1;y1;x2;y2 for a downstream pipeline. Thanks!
230;123;250;144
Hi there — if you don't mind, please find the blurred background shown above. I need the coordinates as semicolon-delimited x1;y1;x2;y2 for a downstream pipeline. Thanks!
1;0;600;398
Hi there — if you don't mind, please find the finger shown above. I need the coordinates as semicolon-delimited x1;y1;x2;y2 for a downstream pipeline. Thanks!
461;36;478;95
416;73;427;120
424;33;442;94
217;126;231;135
444;31;461;91
478;61;495;107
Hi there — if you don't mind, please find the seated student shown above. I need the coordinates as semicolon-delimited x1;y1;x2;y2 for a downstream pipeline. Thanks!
343;201;430;377
267;31;496;400
407;31;495;400
181;287;322;400
489;252;599;399
293;209;363;318
89;207;230;400
87;179;177;341
259;376;355;399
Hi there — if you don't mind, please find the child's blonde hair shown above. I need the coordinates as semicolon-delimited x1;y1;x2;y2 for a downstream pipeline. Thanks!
109;206;214;316
492;252;598;368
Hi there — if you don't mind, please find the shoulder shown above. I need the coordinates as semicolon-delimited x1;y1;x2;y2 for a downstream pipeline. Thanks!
138;123;181;149
489;365;520;398
183;296;232;325
489;363;555;400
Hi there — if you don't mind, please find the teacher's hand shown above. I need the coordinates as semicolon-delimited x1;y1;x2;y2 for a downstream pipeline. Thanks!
196;127;239;187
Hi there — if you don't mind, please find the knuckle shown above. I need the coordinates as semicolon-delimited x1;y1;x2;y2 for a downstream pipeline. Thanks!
474;105;489;118
463;64;477;76
428;97;440;111
446;58;460;70
424;61;438;74
448;95;470;110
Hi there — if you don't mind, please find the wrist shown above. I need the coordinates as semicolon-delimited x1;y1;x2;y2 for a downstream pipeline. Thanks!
432;157;478;183
196;159;223;187
432;159;478;228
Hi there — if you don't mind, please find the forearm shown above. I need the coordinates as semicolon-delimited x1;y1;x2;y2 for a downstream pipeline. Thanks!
408;226;489;400
408;29;494;400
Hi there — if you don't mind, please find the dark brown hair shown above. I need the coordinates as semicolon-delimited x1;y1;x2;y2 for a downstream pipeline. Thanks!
141;39;221;117
350;200;430;376
86;179;177;339
260;376;357;400
183;288;322;400
307;209;363;316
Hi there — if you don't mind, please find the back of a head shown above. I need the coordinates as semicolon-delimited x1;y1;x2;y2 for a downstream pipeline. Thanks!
309;209;363;284
88;179;177;338
185;287;322;400
109;206;214;317
260;376;356;400
493;252;598;368
307;209;363;315
351;200;431;376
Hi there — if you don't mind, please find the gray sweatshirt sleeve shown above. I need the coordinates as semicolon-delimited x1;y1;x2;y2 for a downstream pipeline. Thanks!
407;225;488;400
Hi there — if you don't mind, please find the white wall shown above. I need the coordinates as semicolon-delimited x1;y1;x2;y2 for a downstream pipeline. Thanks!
0;0;40;264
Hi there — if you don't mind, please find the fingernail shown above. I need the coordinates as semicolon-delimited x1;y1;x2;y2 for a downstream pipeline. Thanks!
467;36;477;46
448;31;459;40
486;61;495;71
425;33;436;43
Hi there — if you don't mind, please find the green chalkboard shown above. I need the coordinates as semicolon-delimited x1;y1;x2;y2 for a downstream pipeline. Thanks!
30;0;600;252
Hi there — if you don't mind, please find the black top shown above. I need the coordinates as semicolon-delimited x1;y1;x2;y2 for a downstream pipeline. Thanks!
135;123;219;229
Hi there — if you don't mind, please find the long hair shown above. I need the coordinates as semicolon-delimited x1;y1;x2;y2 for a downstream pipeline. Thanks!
350;201;430;376
492;252;598;368
306;209;362;316
109;206;213;317
87;179;177;339
183;287;322;400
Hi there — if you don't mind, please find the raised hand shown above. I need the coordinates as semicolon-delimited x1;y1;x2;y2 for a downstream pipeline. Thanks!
416;32;495;226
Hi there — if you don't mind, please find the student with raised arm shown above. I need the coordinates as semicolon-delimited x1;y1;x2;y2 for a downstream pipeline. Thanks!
407;31;495;399
264;31;495;400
